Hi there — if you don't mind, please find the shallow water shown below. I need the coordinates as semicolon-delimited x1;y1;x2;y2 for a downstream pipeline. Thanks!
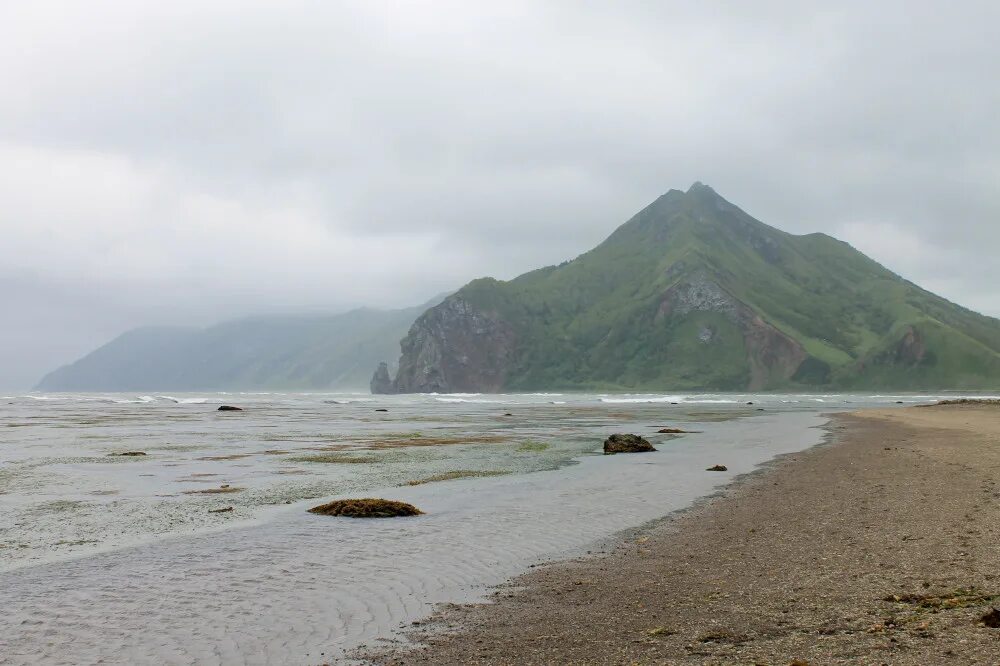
0;391;983;664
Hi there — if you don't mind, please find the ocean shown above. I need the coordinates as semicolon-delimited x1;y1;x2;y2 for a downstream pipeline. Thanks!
0;391;985;663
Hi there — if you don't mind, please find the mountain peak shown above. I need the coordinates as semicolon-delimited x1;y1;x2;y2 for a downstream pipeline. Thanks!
388;185;1000;393
685;182;730;209
686;181;714;194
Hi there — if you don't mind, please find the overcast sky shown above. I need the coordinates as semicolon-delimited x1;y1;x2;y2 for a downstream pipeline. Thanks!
2;1;998;388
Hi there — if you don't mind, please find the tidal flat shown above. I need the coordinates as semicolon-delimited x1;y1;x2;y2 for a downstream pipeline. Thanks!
365;404;1000;665
0;391;988;664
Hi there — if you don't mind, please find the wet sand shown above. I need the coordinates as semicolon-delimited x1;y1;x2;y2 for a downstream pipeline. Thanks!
367;404;1000;665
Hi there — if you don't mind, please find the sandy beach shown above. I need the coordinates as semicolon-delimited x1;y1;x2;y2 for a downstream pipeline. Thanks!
366;404;1000;665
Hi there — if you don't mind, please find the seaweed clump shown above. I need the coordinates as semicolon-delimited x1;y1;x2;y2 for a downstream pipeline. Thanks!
308;498;423;518
603;434;655;454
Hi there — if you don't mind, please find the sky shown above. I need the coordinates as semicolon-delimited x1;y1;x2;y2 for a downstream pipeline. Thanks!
2;1;999;389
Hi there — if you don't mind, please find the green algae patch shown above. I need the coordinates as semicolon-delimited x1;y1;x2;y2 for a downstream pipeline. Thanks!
263;431;505;450
517;441;550;453
405;470;510;486
32;500;86;514
646;626;677;637
308;498;423;518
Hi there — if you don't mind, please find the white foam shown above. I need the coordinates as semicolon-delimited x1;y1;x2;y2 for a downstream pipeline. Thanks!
433;397;505;404
599;395;687;404
156;395;209;404
109;396;157;404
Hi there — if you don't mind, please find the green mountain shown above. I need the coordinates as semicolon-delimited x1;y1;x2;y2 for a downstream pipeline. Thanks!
385;183;1000;392
36;298;444;392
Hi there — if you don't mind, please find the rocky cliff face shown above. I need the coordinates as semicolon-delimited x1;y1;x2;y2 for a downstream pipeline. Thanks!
656;275;807;389
391;296;515;393
369;361;395;394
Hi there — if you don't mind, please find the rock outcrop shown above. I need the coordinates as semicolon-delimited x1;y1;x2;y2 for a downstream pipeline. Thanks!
392;295;516;393
603;434;656;454
370;361;395;394
656;274;808;390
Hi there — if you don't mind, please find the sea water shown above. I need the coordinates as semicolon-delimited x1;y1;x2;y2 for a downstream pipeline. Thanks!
0;391;984;664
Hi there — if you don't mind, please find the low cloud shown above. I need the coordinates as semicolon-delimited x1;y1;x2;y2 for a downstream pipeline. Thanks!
2;1;998;387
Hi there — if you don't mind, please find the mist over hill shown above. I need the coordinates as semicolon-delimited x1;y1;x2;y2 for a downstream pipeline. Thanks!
36;297;444;392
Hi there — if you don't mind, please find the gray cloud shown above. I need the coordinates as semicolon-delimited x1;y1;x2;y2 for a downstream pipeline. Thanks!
1;1;998;388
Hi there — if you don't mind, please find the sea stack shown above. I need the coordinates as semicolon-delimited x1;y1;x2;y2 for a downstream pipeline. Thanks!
370;361;396;394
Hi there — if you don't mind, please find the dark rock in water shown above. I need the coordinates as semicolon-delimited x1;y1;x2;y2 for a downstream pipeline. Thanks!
109;451;146;456
375;408;388;412
217;405;243;411
706;464;728;472
747;401;754;405
370;361;396;395
657;427;689;434
504;412;513;416
308;498;423;518
603;433;655;454
982;608;1000;628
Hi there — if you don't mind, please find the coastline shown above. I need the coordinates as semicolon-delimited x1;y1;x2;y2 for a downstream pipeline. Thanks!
363;404;1000;665
0;409;828;664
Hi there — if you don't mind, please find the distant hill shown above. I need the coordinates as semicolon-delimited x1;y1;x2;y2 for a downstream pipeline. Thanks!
382;183;1000;392
36;297;444;392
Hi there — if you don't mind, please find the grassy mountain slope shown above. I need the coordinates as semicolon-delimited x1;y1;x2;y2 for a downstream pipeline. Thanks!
36;299;442;392
391;184;1000;391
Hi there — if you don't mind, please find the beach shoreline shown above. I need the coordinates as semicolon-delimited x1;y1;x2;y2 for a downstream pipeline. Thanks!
362;404;1000;665
0;405;831;665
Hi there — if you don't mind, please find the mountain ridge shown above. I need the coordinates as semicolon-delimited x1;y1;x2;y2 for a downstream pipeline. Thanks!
36;297;447;392
380;184;1000;392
